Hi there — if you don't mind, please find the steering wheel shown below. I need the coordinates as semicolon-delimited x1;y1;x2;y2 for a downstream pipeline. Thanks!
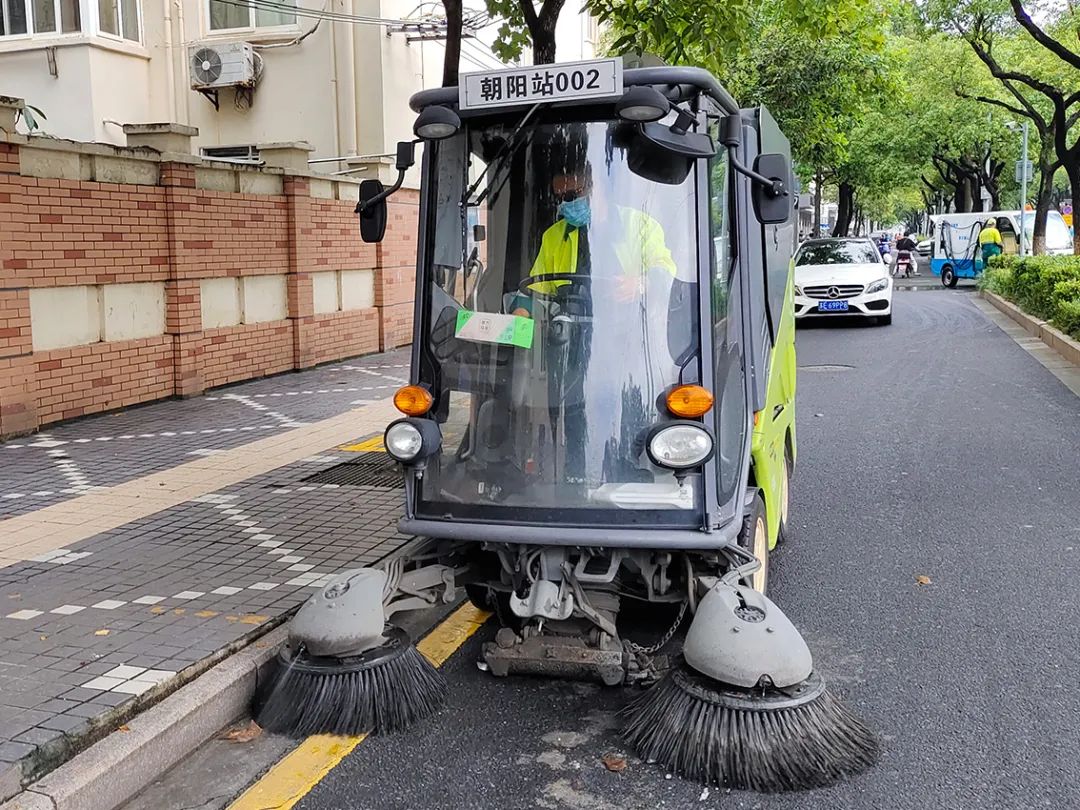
517;273;593;301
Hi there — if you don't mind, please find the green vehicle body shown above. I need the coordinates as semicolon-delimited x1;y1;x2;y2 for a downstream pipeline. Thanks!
751;267;797;550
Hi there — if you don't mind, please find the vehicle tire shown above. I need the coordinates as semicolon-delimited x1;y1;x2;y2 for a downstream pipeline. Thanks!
776;451;793;546
878;313;892;326
737;492;769;594
942;266;958;288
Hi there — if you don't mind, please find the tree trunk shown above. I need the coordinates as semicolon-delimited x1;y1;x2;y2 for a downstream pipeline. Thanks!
813;169;823;234
525;0;565;64
831;182;854;237
1031;161;1055;255
969;176;984;213
1067;162;1080;255
441;0;463;87
531;26;557;63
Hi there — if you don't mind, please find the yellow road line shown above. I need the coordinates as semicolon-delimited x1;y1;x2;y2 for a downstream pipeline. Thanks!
338;436;386;453
227;603;490;810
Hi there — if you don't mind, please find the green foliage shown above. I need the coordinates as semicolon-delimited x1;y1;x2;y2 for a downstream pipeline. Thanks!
483;0;531;63
983;255;1080;338
1055;299;1080;339
590;0;877;68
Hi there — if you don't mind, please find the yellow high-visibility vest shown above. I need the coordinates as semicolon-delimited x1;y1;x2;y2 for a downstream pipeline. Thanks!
978;226;1003;246
527;208;677;294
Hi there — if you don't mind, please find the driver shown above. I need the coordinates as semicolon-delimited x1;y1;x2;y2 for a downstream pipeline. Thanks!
510;161;677;316
508;159;678;486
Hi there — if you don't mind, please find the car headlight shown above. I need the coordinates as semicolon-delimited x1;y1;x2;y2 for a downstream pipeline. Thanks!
865;277;889;294
384;418;442;464
647;423;715;470
793;284;803;296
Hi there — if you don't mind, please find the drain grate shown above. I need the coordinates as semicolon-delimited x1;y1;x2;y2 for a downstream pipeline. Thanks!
301;453;403;488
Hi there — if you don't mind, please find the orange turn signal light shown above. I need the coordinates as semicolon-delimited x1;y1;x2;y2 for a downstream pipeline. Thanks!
666;385;714;418
393;385;434;416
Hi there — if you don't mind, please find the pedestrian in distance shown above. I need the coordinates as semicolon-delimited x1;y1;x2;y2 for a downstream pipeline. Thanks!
978;218;1004;268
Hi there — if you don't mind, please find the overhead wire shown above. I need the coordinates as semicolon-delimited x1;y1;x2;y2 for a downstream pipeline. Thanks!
210;0;424;27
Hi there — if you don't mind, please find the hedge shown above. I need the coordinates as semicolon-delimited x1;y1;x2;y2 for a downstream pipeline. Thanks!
981;254;1080;340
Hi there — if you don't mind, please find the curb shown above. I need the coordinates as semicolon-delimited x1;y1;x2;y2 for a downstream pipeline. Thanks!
981;290;1080;368
0;627;286;810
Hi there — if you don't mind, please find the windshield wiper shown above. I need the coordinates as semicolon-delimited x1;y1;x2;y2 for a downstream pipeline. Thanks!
463;103;544;206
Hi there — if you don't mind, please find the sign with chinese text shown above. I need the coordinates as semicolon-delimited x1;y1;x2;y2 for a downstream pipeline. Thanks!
459;59;623;111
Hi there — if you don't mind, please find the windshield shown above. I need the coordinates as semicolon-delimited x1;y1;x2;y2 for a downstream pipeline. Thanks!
1022;212;1072;251
795;241;880;266
417;116;701;522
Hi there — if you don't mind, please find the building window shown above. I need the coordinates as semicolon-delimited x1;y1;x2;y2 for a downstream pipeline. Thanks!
0;0;129;39
0;0;80;35
208;0;296;31
98;0;139;40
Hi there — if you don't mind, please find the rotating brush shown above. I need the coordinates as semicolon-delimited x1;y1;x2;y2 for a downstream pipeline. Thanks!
257;626;446;737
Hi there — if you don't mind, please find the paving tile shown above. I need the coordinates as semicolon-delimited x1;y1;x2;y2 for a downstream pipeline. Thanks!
0;348;412;774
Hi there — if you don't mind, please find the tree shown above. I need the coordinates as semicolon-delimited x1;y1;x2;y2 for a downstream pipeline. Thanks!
485;0;567;64
442;0;464;86
926;0;1080;252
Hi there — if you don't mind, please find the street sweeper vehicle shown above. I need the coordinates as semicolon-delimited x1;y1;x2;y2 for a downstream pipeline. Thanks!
256;60;879;793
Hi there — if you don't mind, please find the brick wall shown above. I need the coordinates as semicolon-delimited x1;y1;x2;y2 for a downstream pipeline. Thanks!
34;337;174;423
0;138;419;437
376;191;419;350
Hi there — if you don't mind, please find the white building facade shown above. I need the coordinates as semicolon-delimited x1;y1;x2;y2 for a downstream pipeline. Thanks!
0;0;600;165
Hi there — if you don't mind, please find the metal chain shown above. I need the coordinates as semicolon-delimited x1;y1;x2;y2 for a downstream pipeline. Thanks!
624;599;688;656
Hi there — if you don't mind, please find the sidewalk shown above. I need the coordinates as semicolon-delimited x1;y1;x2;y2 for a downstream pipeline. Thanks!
0;349;414;799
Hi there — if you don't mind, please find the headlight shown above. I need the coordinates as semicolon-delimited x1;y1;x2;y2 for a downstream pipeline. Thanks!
793;284;803;296
385;421;423;461
647;423;715;470
866;278;889;294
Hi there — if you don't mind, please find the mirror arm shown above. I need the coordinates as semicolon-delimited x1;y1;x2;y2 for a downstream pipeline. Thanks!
725;144;787;198
355;169;405;214
355;139;417;214
719;112;787;198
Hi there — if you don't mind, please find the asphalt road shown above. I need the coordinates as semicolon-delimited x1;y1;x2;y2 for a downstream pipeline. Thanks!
298;290;1080;810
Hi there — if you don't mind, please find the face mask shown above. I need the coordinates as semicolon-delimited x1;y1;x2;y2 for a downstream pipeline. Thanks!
558;197;591;229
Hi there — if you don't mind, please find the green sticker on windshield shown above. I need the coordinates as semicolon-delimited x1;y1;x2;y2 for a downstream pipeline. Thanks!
455;310;534;349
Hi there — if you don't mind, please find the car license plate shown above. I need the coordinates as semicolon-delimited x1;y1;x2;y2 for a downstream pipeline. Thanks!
819;300;849;312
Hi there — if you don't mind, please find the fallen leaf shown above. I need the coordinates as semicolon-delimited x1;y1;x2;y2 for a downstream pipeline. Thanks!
150;606;167;615
915;575;932;586
118;724;130;732
221;720;262;743
94;629;110;636
39;635;48;641
601;753;627;773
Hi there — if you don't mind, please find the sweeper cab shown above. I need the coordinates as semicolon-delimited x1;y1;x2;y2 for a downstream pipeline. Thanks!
257;61;879;792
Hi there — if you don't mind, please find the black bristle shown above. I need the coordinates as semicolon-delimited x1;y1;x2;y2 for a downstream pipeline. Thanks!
257;635;447;738
622;661;880;792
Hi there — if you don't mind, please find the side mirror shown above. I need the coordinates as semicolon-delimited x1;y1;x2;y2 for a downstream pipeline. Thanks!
752;153;793;225
357;179;388;243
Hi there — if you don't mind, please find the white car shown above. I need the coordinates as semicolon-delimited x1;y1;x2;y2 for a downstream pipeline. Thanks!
793;238;893;326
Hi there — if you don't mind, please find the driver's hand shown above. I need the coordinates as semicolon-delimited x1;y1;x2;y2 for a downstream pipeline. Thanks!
614;274;640;303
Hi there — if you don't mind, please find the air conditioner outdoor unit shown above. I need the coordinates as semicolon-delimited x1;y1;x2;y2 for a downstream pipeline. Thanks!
189;42;257;90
